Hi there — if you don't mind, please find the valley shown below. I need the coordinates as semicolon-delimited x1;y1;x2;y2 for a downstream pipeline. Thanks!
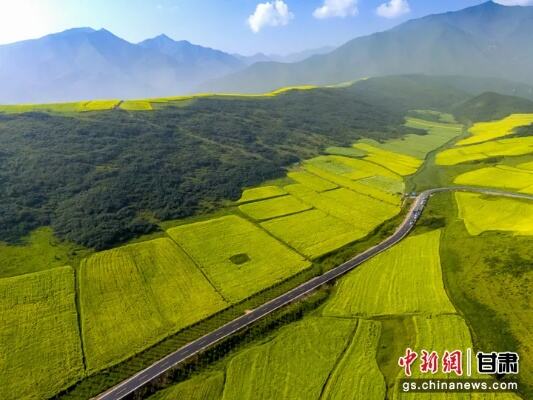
1;78;531;399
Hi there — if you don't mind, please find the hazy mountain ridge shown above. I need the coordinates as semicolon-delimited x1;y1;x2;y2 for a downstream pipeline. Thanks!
0;28;336;104
1;1;532;103
205;1;533;93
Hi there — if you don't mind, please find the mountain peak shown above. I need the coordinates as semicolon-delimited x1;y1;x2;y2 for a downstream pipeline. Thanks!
154;34;174;42
53;27;96;37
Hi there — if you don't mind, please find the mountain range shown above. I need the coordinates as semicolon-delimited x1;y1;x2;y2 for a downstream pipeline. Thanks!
0;1;532;103
0;28;335;103
207;1;533;93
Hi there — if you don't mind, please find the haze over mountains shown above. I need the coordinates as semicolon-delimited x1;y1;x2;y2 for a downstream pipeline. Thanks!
0;1;532;104
0;28;334;103
209;1;533;93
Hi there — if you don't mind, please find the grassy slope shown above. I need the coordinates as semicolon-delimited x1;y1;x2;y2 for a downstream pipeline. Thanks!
238;194;311;220
0;266;84;400
0;227;93;278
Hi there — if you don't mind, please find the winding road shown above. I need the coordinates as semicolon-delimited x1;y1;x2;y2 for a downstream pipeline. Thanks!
96;186;533;400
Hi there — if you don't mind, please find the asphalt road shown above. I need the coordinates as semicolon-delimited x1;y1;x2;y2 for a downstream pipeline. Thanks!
96;186;533;400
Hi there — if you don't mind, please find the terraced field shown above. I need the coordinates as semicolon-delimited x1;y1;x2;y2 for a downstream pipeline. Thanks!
304;163;401;204
436;137;533;165
0;266;84;400
457;113;533;146
285;185;399;229
167;215;311;302
221;317;357;400
238;194;311;220
455;192;533;236
237;186;287;203
454;165;533;193
353;142;423;176
261;209;363;259
79;238;228;372
323;230;455;317
287;170;338;192
306;155;403;180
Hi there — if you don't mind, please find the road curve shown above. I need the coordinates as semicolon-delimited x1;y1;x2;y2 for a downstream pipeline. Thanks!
95;186;533;400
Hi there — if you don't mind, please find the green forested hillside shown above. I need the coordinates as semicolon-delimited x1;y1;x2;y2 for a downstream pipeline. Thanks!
0;78;463;250
453;92;533;123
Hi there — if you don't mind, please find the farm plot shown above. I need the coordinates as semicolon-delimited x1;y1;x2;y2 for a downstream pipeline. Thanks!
221;317;357;400
119;100;153;111
455;192;533;236
167;215;311;302
0;102;83;113
353;142;422;176
285;184;400;230
79;238;227;372
149;372;224;400
237;185;287;203
304;163;401;205
306;155;401;180
78;100;121;111
518;161;533;171
321;319;386;400
436;137;533;166
457;113;533;146
323;230;455;318
238;194;311;220
358;175;405;194
0;266;84;400
325;146;366;158
261;209;365;259
287;170;338;192
304;156;371;179
454;165;533;194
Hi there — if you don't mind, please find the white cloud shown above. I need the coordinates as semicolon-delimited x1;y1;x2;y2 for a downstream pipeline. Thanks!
494;0;533;5
376;0;410;19
313;0;358;19
247;1;294;33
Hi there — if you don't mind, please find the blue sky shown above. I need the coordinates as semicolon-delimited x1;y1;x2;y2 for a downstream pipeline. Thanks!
0;1;525;54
